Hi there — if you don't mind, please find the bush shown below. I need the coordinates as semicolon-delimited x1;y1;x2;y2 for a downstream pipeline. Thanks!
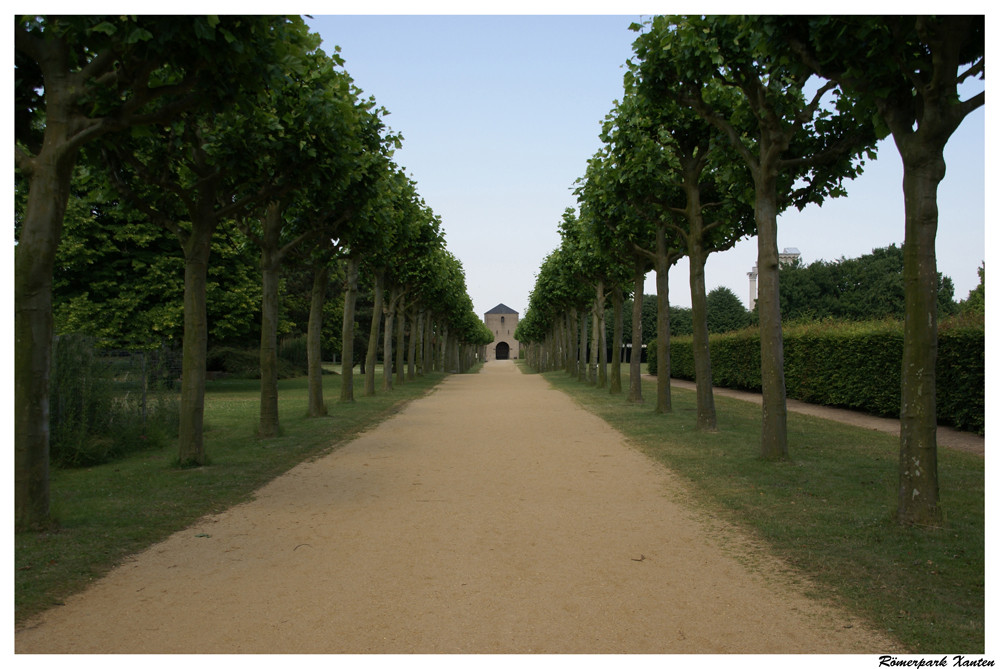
207;345;305;379
662;317;984;433
278;335;309;369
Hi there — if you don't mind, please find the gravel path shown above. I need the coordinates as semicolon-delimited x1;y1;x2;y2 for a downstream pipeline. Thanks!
15;361;900;653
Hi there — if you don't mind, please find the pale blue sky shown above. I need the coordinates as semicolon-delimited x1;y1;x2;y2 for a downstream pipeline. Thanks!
305;11;987;316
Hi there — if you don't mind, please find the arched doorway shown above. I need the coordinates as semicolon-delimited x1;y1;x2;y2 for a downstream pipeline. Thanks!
495;342;510;360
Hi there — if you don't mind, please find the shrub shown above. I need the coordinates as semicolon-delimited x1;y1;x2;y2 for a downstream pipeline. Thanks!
662;317;983;433
278;335;309;369
207;345;305;379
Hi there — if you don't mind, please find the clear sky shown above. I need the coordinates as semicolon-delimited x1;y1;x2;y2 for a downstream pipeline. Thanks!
305;8;986;317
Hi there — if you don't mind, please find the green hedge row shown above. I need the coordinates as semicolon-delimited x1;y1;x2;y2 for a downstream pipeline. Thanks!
649;317;984;434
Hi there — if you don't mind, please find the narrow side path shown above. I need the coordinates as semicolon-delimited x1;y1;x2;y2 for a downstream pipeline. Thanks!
657;377;984;457
17;361;898;653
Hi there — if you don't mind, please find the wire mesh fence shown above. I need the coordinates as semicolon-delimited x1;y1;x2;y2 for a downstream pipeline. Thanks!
50;335;182;467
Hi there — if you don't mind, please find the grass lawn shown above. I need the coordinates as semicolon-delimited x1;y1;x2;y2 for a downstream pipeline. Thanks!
536;364;985;654
15;366;447;625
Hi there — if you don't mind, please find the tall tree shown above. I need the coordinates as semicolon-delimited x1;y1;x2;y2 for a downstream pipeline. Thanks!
578;147;655;405
237;48;388;433
590;107;685;413
622;68;756;429
14;15;306;528
633;15;878;456
779;16;984;524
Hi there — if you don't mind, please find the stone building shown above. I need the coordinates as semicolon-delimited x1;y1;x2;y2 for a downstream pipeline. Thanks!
747;247;800;309
483;303;520;361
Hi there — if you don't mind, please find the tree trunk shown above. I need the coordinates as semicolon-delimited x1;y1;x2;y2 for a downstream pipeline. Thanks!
654;232;672;414
307;260;329;417
567;308;579;376
610;285;623;395
408;307;418;380
364;271;384;396
589;301;599;385
178;221;215;465
628;261;645;404
422;312;434;373
755;175;788;459
14;144;77;530
439;325;448;373
689;243;717;430
395;294;405;386
895;138;946;525
578;309;588;382
340;256;359;402
382;287;397;391
596;280;607;388
257;205;282;438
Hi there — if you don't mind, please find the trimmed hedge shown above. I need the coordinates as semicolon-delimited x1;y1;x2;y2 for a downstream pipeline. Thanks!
652;317;983;434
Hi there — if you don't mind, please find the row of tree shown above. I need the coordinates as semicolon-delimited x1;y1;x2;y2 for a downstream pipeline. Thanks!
14;16;492;531
516;16;983;527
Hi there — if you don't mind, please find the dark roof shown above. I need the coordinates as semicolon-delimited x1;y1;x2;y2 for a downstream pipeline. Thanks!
485;303;518;315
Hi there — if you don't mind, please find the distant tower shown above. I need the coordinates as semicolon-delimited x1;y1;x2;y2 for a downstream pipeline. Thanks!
483;304;520;361
748;248;801;309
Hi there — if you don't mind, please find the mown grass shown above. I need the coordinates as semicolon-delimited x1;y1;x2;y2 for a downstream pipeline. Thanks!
537;364;984;654
15;367;447;625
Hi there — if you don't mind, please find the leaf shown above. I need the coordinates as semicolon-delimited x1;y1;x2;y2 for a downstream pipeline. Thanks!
126;27;153;44
89;21;117;36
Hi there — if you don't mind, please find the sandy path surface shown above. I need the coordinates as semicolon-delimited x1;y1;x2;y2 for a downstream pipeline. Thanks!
16;361;899;654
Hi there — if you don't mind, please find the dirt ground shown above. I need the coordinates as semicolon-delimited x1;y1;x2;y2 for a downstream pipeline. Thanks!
16;361;905;654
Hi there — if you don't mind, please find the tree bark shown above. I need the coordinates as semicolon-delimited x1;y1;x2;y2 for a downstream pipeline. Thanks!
610;285;624;395
257;204;282;438
895;138;946;525
438;324;451;374
578;309;588;383
177;220;215;465
407;306;418;380
755;174;788;459
596;281;607;388
589;301;599;385
689;242;717;430
307;260;329;417
567;308;579;377
422;312;434;374
339;256;359;402
395;293;405;386
382;287;397;391
654;230;672;414
628;260;645;404
14;142;77;530
364;271;384;396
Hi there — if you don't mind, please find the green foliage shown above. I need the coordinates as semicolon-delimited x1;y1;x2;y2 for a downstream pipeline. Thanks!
775;244;957;321
666;317;984;433
206;346;303;380
631;304;693;376
49;335;179;468
706;286;751;333
959;263;985;315
278;335;310;370
937;314;987;434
